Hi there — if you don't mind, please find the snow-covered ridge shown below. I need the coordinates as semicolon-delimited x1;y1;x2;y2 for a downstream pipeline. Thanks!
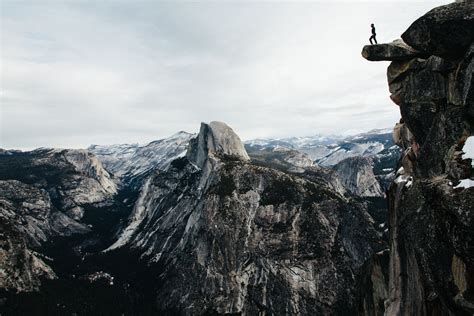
246;128;394;167
89;131;195;184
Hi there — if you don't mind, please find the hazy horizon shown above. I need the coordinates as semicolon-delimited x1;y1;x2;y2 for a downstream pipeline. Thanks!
1;0;448;150
3;124;395;151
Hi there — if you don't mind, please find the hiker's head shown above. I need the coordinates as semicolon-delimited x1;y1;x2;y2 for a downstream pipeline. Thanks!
371;23;374;27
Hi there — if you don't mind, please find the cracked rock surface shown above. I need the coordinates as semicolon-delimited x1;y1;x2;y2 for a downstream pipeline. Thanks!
364;2;474;315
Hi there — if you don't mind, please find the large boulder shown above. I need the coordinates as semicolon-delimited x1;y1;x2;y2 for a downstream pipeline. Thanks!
401;2;474;59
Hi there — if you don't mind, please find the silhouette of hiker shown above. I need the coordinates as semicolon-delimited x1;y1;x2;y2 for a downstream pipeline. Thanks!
369;23;377;45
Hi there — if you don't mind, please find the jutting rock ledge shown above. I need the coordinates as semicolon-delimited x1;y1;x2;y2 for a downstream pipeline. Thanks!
363;1;474;315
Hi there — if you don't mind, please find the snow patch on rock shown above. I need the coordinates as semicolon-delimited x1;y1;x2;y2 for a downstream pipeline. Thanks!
89;131;195;184
461;136;474;166
454;179;474;189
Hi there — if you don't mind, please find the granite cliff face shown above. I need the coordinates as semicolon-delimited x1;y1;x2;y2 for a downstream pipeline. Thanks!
1;125;393;314
363;2;474;315
0;180;59;292
108;121;387;315
333;157;384;198
245;145;315;174
7;4;473;314
0;149;121;293
187;121;250;169
89;131;194;189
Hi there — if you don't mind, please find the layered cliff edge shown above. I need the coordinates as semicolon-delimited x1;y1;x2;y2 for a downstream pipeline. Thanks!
363;1;474;315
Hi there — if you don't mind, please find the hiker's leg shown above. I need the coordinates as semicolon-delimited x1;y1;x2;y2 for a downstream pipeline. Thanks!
369;36;373;44
374;36;377;44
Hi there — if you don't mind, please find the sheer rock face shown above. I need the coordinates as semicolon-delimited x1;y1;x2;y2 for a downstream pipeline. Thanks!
63;149;117;196
0;218;56;292
0;149;118;292
0;180;58;291
110;122;387;315
364;2;474;315
0;148;118;209
333;157;384;197
187;121;250;169
0;148;117;226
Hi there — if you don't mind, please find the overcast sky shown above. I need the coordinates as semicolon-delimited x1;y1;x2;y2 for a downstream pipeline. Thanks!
1;0;448;149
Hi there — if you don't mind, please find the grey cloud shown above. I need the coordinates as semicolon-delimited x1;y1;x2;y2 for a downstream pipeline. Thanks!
1;0;448;149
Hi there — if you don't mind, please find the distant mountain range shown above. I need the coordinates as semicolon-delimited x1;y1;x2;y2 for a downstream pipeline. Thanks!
88;131;195;189
245;128;395;166
0;125;398;314
2;1;472;314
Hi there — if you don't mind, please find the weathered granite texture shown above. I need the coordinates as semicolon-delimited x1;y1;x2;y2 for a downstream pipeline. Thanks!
364;2;474;315
108;121;388;315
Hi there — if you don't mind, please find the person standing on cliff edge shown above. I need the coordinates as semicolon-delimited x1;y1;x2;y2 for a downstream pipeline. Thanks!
369;23;377;44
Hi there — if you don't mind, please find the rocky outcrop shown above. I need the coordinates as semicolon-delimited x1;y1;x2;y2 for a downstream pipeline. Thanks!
362;39;427;61
187;121;250;169
0;181;59;292
0;180;90;247
4;148;119;210
401;2;474;60
64;150;117;195
108;121;386;315
0;149;119;292
0;218;56;293
333;157;384;197
363;2;474;315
